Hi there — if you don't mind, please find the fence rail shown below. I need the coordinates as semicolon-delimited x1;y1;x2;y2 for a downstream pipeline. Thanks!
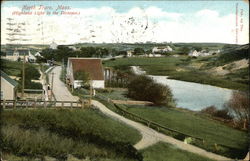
114;103;203;141
1;99;89;109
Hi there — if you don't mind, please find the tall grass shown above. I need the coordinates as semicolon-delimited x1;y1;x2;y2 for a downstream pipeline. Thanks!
2;109;143;160
2;125;138;161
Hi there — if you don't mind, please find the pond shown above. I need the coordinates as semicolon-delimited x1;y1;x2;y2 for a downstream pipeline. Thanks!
132;66;233;111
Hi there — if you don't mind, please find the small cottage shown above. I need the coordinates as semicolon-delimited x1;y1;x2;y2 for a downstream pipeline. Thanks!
67;58;105;89
1;71;18;100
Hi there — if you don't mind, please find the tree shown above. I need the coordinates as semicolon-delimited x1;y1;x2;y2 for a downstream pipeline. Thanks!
74;71;90;87
134;48;145;55
225;91;249;129
127;75;173;105
179;46;190;55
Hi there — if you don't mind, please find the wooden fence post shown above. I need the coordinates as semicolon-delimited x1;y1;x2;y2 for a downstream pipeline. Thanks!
3;100;6;109
34;100;37;108
214;143;218;151
70;102;73;108
62;101;64;108
44;101;47;108
81;100;84;108
14;100;16;109
26;99;28;108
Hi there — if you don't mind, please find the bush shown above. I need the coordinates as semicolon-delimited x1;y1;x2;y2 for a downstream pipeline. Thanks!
127;75;173;105
201;106;217;115
225;91;249;129
201;106;232;120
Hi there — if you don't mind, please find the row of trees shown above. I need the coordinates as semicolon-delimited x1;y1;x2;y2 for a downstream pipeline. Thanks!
37;46;118;63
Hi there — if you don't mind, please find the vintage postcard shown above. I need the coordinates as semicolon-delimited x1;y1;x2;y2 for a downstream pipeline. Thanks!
1;0;249;161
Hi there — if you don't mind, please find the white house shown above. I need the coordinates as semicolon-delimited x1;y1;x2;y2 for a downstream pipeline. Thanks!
188;50;200;57
50;41;58;50
1;71;18;100
67;58;105;89
189;49;220;57
4;49;31;61
127;50;133;57
152;46;173;53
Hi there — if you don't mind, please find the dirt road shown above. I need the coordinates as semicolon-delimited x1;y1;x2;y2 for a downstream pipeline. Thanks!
50;66;79;102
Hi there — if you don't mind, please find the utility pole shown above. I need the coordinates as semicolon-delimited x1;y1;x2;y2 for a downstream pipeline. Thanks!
89;80;93;106
50;72;54;100
21;55;26;97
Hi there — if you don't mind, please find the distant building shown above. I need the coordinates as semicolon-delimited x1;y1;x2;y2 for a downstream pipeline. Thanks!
188;49;221;57
67;58;105;89
152;46;173;53
127;50;134;57
50;41;58;50
3;49;32;62
1;71;18;100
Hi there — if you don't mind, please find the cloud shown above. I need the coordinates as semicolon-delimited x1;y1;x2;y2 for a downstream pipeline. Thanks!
1;6;249;44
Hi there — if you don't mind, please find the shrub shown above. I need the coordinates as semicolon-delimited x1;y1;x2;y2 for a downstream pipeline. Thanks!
225;91;249;129
127;75;173;105
201;106;217;115
201;106;232;120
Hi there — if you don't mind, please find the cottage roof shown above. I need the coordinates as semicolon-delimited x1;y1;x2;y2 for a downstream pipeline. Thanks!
1;70;18;87
6;49;29;56
69;58;104;80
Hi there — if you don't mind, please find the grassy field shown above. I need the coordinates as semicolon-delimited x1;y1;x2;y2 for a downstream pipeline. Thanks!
2;108;142;161
117;104;248;159
94;89;248;159
103;56;248;91
141;142;215;161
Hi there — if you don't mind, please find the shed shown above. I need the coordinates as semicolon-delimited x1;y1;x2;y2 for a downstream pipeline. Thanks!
1;71;18;100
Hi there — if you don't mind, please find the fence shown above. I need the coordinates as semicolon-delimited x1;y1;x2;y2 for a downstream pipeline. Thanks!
1;99;90;109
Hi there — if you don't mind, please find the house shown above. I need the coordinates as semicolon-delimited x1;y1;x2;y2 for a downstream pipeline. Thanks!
67;58;105;89
28;51;37;63
50;41;58;50
188;49;220;57
152;46;173;53
4;49;31;61
127;50;133;57
188;50;200;57
1;71;18;100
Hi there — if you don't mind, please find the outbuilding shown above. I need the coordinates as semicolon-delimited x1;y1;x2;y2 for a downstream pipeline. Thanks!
1;71;18;100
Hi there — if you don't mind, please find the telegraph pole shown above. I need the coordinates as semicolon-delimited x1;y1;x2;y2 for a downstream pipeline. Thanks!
50;72;54;100
21;55;26;97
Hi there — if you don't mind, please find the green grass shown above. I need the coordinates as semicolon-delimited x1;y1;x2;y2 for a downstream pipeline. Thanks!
141;142;215;161
98;89;132;101
2;109;142;160
118;105;248;159
103;57;248;91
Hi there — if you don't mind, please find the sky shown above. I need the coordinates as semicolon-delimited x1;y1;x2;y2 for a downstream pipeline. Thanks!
1;0;249;44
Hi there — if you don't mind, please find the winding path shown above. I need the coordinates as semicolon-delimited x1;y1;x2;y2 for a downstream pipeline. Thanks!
51;66;231;161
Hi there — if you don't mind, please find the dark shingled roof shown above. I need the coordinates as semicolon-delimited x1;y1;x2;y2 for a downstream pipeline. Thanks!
1;70;18;87
69;58;104;80
5;49;29;56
